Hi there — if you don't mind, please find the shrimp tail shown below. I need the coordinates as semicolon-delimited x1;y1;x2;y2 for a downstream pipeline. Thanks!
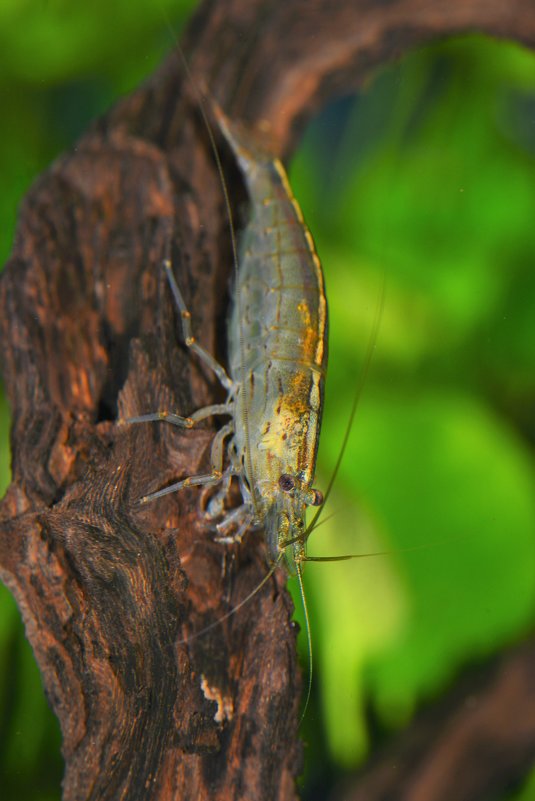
210;100;274;173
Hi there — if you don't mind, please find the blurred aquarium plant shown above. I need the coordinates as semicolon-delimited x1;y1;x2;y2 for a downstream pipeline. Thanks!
0;2;535;800
291;34;535;789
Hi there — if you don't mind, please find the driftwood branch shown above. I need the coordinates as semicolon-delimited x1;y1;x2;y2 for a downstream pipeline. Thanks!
0;1;534;800
333;636;535;801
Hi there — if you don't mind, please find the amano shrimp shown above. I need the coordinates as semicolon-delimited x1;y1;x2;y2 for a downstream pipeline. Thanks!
128;103;329;583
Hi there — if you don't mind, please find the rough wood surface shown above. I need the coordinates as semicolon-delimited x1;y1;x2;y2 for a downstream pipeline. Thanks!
0;1;534;800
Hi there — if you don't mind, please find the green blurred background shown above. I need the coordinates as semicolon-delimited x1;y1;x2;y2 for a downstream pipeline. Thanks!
1;2;534;800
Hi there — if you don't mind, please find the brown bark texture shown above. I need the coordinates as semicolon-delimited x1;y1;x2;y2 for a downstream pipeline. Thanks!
0;1;534;800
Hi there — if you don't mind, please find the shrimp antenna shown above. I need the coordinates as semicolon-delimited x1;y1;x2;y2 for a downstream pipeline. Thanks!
304;271;386;540
295;561;314;725
304;549;392;562
177;553;284;645
303;532;468;563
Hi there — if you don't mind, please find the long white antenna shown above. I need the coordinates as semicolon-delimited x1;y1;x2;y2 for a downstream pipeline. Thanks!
305;271;386;539
296;561;314;725
177;554;283;645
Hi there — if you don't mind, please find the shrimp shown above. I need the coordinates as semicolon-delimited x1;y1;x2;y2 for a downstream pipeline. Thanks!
219;107;329;569
124;92;385;712
127;105;328;579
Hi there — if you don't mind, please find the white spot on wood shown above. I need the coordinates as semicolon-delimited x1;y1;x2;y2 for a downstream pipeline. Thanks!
200;675;234;723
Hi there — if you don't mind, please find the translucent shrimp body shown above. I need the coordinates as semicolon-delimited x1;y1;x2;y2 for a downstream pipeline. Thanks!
218;109;328;571
127;106;328;577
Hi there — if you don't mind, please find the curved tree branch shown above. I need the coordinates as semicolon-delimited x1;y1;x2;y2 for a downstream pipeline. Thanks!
0;1;534;800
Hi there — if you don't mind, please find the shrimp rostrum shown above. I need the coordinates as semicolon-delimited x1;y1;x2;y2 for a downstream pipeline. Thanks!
127;105;327;577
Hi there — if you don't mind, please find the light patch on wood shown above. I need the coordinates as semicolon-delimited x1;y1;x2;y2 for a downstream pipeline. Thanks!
200;675;234;723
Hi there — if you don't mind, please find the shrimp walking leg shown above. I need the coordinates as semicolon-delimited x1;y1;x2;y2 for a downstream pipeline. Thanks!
163;259;233;391
123;261;240;510
215;503;255;544
140;466;234;505
137;415;236;507
209;421;234;475
205;474;233;519
125;403;232;429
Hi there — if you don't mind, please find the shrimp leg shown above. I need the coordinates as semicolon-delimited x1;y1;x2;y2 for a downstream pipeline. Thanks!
162;259;233;391
123;261;234;429
215;504;255;544
139;417;236;507
140;468;231;505
122;257;239;508
126;404;232;429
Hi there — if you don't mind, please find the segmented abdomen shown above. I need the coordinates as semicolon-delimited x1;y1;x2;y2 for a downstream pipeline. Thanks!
228;155;328;512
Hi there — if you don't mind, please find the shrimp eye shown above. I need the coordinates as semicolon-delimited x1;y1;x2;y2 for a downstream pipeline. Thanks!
278;474;295;492
310;488;323;506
